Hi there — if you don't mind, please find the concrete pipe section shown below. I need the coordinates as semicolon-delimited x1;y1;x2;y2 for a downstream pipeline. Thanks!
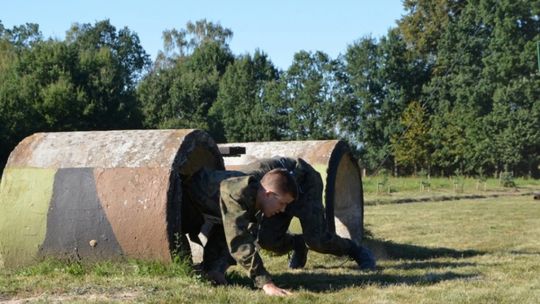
219;140;364;243
0;129;223;268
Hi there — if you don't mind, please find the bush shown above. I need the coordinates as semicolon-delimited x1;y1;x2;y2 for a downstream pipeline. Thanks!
500;172;516;188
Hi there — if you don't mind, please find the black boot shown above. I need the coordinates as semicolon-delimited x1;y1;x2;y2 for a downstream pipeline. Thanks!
348;241;376;270
288;236;308;269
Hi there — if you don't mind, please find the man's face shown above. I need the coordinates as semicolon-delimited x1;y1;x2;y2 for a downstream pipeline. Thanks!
260;191;294;218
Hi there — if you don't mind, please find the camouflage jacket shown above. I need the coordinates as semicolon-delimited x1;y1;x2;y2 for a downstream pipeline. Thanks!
219;175;272;288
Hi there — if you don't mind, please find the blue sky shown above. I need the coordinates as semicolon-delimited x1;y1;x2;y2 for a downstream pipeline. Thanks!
2;0;405;70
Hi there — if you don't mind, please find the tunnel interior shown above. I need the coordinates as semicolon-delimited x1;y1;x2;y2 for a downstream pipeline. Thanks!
172;140;225;261
332;153;364;243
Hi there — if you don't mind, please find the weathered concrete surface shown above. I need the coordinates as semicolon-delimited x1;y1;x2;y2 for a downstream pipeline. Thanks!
0;129;223;268
39;168;123;260
219;140;364;242
94;167;171;260
6;130;199;169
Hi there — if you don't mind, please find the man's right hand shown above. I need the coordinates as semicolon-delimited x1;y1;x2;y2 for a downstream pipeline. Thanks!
262;282;292;296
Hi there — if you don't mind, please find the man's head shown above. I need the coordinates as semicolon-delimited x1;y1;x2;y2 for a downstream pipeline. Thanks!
256;168;298;217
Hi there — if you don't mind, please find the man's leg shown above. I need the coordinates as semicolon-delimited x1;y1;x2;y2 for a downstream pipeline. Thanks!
202;224;233;284
296;202;376;270
257;212;295;255
257;211;308;269
292;165;376;270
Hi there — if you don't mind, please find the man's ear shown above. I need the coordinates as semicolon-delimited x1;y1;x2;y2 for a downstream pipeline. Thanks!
264;189;277;197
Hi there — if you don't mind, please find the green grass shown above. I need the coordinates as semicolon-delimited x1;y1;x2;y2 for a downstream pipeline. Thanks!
1;196;540;303
363;175;540;204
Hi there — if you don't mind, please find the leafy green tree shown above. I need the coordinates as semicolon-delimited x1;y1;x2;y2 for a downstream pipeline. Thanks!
344;29;428;173
343;36;384;169
422;0;539;176
0;20;149;171
418;4;491;175
157;19;233;68
282;50;340;140
138;40;234;130
0;21;42;49
391;101;430;175
479;0;540;176
0;36;36;170
138;20;234;132
399;0;467;59
209;50;280;142
64;20;149;129
483;86;540;177
429;104;482;176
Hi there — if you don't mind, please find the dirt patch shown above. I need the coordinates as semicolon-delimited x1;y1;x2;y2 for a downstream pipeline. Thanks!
1;291;139;303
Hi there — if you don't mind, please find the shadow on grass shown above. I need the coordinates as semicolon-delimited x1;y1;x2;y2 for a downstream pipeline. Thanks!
385;261;477;270
363;236;484;261
285;271;477;292
227;270;479;292
224;233;485;292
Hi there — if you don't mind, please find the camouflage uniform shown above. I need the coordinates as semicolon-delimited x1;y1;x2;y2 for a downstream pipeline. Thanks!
241;157;354;256
183;168;272;288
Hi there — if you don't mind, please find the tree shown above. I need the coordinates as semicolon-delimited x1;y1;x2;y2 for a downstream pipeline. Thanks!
137;20;235;131
479;0;540;176
64;19;150;129
157;19;233;68
282;50;340;140
209;50;281;142
428;103;481;176
399;0;467;59
391;101;430;175
422;0;540;176
0;21;42;49
0;20;150;171
344;29;427;173
66;20;149;88
0;35;36;170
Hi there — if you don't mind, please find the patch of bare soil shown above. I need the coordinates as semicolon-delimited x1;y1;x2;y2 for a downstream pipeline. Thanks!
0;291;139;303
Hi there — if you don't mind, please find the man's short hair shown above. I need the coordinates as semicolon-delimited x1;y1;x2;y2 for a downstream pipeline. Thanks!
260;168;299;200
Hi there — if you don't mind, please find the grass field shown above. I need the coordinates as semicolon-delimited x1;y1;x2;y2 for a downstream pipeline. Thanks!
363;175;540;204
1;195;540;303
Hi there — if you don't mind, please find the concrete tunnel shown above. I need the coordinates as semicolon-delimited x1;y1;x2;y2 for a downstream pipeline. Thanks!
0;129;223;268
0;130;364;268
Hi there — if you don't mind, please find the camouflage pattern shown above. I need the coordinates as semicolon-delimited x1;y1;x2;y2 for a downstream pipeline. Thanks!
0;129;224;268
184;168;272;288
242;157;353;256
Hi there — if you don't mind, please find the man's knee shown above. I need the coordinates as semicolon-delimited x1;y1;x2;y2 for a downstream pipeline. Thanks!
304;235;351;255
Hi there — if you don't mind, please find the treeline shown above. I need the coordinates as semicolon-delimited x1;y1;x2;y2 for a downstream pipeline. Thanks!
1;0;539;177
